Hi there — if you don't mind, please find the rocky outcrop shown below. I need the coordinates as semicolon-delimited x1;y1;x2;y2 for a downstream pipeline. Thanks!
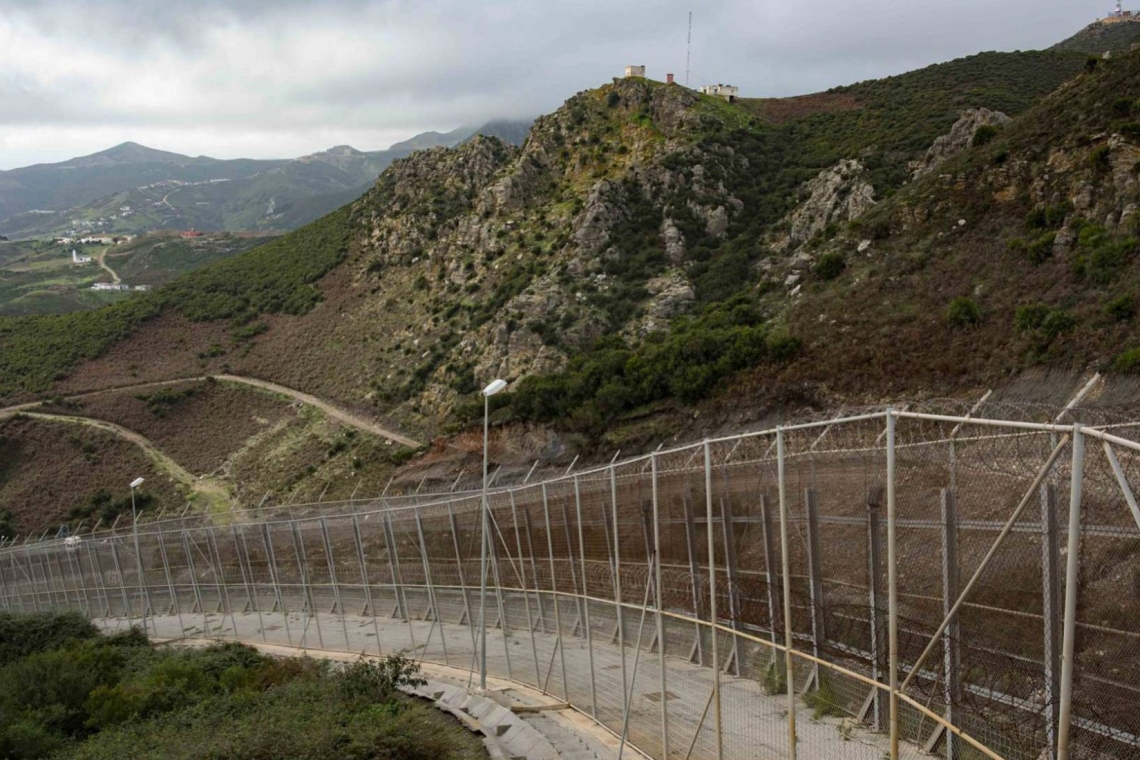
779;159;876;250
912;108;1011;179
661;218;685;263
624;270;696;338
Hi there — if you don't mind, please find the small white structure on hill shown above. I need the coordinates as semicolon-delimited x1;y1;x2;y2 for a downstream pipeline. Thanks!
71;249;92;264
624;65;646;78
91;282;129;291
699;83;740;102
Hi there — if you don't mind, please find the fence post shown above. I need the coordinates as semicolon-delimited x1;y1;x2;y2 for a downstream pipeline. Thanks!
262;523;293;646
886;408;899;760
777;427;797;759
352;514;383;655
541;484;569;701
509;493;539;685
650;453;670;759
704;441;723;760
385;514;419;653
1057;425;1084;760
719;481;742;676
321;518;351;651
290;521;323;649
181;531;210;637
805;488;825;690
867;494;884;731
1041;483;1061;760
157;529;185;637
207;529;238;640
415;511;449;665
941;488;960;760
232;526;265;642
682;496;705;665
108;539;132;626
446;506;475;655
611;467;632;736
760;493;780;650
573;475;598;719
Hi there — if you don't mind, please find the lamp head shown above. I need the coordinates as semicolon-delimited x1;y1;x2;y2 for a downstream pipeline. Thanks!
130;477;145;489
482;379;508;397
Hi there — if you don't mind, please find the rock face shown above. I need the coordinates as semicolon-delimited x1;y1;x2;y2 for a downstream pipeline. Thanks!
780;159;876;249
912;108;1011;179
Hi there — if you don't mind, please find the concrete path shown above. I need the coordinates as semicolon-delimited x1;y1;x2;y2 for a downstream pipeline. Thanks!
92;600;922;760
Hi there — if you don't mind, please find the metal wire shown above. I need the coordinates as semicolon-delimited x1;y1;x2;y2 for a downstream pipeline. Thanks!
3;406;1139;760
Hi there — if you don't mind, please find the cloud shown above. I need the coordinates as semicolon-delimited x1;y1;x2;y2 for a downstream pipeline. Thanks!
0;0;1101;168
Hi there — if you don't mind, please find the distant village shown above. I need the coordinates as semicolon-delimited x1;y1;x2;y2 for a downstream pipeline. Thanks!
62;236;150;292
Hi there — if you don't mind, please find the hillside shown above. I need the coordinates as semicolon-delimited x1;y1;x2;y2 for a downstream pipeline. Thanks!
1051;16;1140;53
0;120;533;239
0;46;1131;532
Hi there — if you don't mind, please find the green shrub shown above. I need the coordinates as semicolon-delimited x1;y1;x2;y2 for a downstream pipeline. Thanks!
971;124;999;147
1115;347;1140;372
813;252;847;281
338;654;426;703
0;508;13;541
1113;97;1135;116
1015;303;1076;348
945;297;981;328
0;612;99;664
505;297;798;430
1090;145;1112;172
802;675;846;719
1106;294;1135;322
1026;204;1069;230
1119;122;1140;142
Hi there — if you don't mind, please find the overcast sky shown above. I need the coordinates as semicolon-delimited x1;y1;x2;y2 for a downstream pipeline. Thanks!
0;0;1111;169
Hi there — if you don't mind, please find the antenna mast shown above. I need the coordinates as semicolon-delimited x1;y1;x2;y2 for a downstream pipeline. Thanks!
685;11;692;87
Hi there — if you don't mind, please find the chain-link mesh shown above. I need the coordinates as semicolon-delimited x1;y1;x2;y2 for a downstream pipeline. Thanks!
3;405;1139;760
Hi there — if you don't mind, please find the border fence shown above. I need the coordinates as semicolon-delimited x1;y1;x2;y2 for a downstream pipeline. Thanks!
2;405;1140;760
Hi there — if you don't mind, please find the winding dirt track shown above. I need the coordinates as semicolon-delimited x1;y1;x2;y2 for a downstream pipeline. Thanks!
0;375;418;510
0;374;420;448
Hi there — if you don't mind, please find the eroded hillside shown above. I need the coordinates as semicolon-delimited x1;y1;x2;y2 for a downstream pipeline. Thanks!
1;47;1134;534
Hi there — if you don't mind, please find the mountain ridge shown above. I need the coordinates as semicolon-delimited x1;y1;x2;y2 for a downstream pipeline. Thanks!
0;41;1136;529
0;119;534;238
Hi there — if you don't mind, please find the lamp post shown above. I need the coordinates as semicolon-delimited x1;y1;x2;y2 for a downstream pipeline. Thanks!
129;477;147;636
478;378;507;690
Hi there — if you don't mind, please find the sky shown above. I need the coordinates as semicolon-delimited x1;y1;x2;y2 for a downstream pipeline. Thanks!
0;0;1113;169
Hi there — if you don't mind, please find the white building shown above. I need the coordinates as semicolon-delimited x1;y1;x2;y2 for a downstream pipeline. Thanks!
699;83;740;102
91;282;129;291
71;249;92;264
624;65;646;78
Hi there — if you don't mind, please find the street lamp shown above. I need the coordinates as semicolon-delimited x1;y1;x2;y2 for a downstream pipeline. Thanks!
129;477;148;636
478;378;507;690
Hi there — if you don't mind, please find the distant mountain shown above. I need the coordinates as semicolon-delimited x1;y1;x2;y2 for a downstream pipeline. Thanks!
466;118;534;146
388;119;533;152
387;126;474;152
56;141;214;169
1051;17;1140;53
0;121;534;238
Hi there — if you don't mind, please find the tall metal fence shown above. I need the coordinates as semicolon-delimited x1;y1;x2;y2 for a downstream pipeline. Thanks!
3;406;1140;760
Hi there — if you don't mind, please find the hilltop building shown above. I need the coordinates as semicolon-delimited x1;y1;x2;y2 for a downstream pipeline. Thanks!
71;249;92;264
699;83;740;102
91;282;129;291
624;65;645;78
1105;0;1135;20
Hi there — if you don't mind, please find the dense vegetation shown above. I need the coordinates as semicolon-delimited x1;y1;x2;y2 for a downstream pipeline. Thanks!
0;612;484;760
0;208;350;399
738;51;1087;199
499;297;797;431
